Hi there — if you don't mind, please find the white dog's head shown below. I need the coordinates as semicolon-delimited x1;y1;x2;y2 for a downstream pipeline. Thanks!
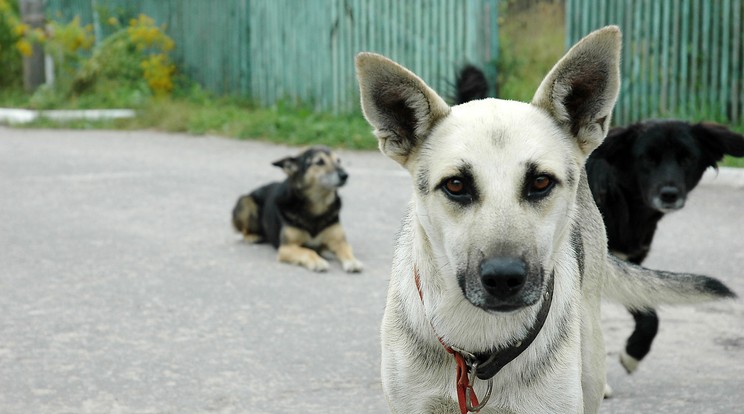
357;27;621;313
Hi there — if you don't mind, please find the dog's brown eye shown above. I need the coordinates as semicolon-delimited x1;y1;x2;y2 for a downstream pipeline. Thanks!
440;175;475;204
532;176;551;192
445;178;465;195
526;174;555;200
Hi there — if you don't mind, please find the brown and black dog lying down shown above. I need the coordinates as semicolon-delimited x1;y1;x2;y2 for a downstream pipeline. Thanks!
233;146;363;273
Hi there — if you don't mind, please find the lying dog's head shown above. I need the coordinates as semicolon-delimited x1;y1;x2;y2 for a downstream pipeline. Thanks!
356;27;621;313
272;146;348;192
598;121;744;213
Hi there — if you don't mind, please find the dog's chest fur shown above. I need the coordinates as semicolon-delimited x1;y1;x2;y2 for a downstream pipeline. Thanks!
277;185;341;237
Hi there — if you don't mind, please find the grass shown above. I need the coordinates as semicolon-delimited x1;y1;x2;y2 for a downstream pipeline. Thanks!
130;98;377;149
0;86;29;107
8;93;378;150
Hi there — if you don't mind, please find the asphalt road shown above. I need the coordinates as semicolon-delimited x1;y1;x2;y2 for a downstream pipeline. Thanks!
1;127;742;414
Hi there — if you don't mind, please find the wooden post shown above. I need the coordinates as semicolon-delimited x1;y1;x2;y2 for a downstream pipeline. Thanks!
19;0;45;92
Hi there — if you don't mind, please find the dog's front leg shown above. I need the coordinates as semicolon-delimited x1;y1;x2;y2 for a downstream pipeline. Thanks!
277;244;330;272
278;226;329;271
320;223;363;273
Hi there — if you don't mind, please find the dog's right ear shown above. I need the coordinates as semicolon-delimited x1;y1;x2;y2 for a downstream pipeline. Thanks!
531;26;621;157
272;156;300;176
356;52;450;167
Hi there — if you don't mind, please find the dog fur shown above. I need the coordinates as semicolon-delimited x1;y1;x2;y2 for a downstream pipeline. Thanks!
586;120;744;372
355;26;735;413
232;146;363;273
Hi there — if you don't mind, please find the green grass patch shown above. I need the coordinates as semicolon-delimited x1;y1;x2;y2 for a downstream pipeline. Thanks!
130;97;376;149
14;94;378;150
722;156;744;168
0;87;29;107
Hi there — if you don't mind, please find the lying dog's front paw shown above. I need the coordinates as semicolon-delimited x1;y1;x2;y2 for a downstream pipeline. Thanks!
342;258;364;273
306;257;330;272
243;234;262;244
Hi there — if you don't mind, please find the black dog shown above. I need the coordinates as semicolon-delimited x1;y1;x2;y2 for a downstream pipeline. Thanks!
232;146;363;273
586;120;744;373
452;66;744;374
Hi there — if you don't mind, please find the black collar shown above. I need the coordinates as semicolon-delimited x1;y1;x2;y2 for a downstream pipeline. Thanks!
472;273;555;380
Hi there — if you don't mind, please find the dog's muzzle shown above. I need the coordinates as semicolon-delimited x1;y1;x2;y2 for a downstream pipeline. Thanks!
651;185;685;212
337;168;348;186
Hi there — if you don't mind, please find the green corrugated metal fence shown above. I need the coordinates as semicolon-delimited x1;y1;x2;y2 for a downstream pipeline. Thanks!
566;0;743;125
45;0;499;113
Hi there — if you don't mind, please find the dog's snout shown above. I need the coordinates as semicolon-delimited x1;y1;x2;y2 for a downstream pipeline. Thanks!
337;168;349;184
659;186;679;204
479;258;527;299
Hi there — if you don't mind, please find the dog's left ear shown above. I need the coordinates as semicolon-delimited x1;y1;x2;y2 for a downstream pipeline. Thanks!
272;156;300;176
691;122;744;167
531;26;622;157
356;52;451;167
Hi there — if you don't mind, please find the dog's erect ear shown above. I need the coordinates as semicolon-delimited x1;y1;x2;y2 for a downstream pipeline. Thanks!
356;52;451;166
532;26;621;157
272;156;300;176
691;122;744;167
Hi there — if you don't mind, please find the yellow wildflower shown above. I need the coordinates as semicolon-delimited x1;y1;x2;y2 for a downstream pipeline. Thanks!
13;23;28;37
16;39;33;56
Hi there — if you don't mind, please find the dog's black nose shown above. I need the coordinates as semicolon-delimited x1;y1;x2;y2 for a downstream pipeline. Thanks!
338;169;349;184
659;186;679;204
479;258;527;299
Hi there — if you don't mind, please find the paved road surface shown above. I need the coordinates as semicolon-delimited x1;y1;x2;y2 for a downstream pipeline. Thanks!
1;127;743;413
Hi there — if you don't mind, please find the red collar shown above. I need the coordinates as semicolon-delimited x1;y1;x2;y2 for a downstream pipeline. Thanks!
414;267;488;413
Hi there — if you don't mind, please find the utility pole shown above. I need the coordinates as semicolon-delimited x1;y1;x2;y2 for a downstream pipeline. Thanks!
19;0;45;92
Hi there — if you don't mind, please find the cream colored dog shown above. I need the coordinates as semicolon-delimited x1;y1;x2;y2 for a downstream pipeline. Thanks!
355;26;735;413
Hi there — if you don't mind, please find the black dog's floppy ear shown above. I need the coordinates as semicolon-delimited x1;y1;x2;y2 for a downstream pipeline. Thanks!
531;26;621;157
355;52;451;167
592;124;640;166
272;156;300;176
691;122;744;168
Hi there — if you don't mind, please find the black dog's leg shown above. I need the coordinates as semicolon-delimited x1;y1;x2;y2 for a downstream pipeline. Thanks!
621;308;659;374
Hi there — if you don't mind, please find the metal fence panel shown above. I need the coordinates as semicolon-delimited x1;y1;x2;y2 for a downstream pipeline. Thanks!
566;0;744;125
45;0;498;113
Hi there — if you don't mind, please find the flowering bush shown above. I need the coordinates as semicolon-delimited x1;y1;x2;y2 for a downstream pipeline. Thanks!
0;0;23;87
0;7;176;108
68;13;175;102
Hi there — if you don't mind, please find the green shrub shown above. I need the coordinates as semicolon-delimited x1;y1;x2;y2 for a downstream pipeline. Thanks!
0;0;22;88
26;13;175;109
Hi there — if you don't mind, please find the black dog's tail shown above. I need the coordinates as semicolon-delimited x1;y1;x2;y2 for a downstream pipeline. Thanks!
455;65;489;104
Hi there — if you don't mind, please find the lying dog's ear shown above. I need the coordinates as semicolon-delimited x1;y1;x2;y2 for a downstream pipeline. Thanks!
531;26;621;157
272;156;300;176
356;52;450;166
691;122;744;168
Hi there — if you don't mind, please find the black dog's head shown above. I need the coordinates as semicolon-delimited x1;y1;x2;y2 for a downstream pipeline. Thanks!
272;146;348;191
595;120;744;213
